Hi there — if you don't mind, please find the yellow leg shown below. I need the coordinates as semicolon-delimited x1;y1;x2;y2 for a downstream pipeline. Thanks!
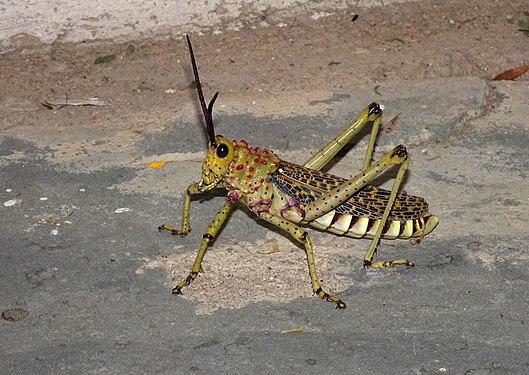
257;211;346;309
158;180;220;235
301;103;415;267
172;199;234;294
362;106;382;172
303;145;408;222
158;182;202;235
303;103;383;171
302;145;413;268
362;154;411;268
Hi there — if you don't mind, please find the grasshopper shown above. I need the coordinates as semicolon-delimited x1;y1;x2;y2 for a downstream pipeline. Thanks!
159;35;439;309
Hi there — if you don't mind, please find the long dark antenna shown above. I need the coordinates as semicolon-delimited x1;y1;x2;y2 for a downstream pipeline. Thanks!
186;34;219;147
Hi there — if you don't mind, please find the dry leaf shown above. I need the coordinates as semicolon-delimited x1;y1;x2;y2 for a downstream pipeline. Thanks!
409;237;423;245
147;161;166;169
384;113;401;133
257;243;280;254
2;308;29;322
42;97;107;108
281;326;304;334
493;65;529;81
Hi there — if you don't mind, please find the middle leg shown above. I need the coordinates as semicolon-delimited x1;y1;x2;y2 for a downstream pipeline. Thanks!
257;211;346;309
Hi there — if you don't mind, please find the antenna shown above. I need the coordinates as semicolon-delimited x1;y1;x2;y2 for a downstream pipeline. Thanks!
186;34;219;147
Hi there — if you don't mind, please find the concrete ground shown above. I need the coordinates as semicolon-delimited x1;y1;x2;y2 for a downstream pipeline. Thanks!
2;1;529;374
2;76;529;374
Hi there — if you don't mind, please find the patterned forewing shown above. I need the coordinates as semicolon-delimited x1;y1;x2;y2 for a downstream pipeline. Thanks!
269;161;429;220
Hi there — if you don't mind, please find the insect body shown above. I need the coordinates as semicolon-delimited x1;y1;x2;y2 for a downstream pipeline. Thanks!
159;35;439;309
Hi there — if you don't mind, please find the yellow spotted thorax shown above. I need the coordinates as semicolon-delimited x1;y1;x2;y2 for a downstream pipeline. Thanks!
226;139;280;193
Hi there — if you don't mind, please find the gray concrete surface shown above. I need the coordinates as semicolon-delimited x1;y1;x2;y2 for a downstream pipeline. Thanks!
2;77;529;374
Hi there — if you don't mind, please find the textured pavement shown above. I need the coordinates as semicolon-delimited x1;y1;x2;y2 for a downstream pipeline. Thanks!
1;77;529;374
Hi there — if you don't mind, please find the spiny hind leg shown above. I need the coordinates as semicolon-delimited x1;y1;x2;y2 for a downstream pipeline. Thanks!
258;212;346;309
362;150;413;268
367;215;440;267
302;144;415;268
172;199;233;294
303;144;408;223
303;103;383;171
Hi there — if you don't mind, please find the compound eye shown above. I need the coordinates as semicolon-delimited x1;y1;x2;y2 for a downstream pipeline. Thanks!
216;143;229;158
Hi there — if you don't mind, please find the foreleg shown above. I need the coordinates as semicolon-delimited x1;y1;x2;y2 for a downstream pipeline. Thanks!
171;198;234;294
158;181;217;235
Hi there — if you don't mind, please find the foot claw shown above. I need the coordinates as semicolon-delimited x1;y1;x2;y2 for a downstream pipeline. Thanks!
158;223;174;233
315;287;346;309
158;223;190;236
364;259;415;268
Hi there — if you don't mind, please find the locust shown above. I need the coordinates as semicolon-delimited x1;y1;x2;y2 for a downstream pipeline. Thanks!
159;35;439;309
